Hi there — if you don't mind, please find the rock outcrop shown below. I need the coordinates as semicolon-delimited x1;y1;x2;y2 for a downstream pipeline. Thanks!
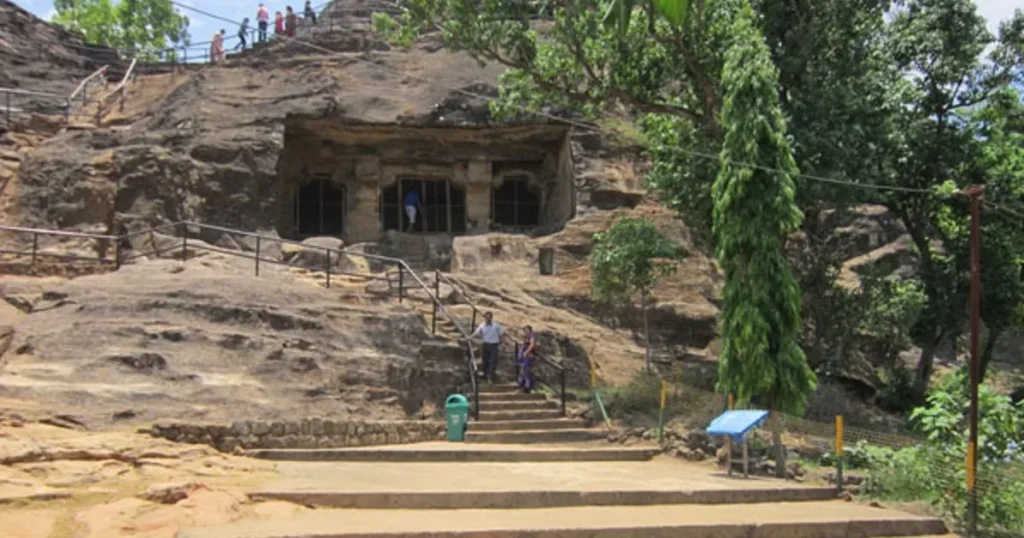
0;255;468;428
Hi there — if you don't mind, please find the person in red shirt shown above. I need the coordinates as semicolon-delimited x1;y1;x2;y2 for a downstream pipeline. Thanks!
274;11;284;36
285;6;297;38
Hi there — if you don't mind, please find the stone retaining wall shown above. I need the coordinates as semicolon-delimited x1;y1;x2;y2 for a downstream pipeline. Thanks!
142;419;446;453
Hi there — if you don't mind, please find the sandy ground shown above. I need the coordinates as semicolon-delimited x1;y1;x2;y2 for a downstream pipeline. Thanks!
0;417;306;538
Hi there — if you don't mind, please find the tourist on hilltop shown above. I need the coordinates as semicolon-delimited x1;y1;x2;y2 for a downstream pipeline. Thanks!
304;1;318;25
471;312;505;384
403;187;423;232
516;326;538;393
285;6;298;38
257;3;270;43
274;11;285;37
235;18;250;50
210;29;225;63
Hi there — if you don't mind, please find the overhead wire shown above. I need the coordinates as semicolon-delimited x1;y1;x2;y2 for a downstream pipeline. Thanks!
166;0;939;196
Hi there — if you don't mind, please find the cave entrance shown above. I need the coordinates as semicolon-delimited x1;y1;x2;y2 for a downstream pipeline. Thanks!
294;173;346;237
382;178;466;234
492;175;540;229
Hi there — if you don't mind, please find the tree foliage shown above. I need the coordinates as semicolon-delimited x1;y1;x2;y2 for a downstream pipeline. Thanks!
590;217;680;368
376;0;1024;399
711;1;816;416
53;0;189;59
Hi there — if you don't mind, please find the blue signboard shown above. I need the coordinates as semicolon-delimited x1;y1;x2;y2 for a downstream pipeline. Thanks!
706;410;770;442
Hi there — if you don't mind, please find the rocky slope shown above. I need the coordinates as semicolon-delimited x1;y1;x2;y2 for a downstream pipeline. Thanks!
0;253;467;428
0;0;113;113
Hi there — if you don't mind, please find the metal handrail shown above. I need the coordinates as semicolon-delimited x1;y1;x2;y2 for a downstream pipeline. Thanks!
0;220;480;417
68;65;110;106
95;58;138;124
435;270;566;416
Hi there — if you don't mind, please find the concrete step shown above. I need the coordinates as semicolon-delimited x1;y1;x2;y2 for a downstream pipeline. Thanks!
247;444;658;463
478;384;521;395
480;400;558;412
479;409;563;421
466;428;605;444
251;486;839;510
478;391;546;402
179;501;948;538
469;418;585;432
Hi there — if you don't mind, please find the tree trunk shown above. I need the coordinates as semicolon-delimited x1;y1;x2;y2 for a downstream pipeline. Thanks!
642;299;651;372
913;332;942;402
771;412;786;479
979;327;1002;383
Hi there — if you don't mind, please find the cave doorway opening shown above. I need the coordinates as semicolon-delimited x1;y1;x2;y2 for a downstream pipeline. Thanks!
382;178;466;234
492;175;540;229
294;173;346;238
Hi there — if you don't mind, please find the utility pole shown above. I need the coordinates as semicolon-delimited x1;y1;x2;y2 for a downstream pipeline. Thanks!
964;185;984;535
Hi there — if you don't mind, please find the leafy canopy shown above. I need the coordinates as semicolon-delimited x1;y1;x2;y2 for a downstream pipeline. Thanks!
52;0;189;59
711;0;816;414
590;216;680;303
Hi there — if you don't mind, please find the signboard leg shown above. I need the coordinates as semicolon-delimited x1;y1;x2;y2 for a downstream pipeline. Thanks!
743;438;749;478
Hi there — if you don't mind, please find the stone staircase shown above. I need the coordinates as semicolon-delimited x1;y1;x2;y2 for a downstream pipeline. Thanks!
470;383;604;444
182;441;948;538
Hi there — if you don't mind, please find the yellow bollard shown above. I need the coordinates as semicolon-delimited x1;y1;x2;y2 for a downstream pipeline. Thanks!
966;441;976;492
835;415;845;493
835;415;844;456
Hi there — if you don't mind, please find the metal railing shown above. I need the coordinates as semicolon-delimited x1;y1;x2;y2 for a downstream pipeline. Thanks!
68;65;110;110
434;271;567;416
0;87;72;125
0;221;480;416
95;58;138;124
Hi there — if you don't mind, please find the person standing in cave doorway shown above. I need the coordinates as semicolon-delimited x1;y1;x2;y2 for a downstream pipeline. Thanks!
471;312;505;384
257;4;270;43
404;187;423;233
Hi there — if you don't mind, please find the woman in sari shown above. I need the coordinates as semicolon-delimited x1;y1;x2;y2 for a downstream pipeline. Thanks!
517;326;538;393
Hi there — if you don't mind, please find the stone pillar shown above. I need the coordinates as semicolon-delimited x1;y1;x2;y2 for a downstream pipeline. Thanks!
464;159;492;233
347;156;382;242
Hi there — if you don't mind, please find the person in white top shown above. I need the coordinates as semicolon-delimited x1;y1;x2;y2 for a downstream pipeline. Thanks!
471;311;504;383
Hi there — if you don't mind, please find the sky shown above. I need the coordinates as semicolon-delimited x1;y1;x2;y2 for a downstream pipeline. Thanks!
13;0;1023;52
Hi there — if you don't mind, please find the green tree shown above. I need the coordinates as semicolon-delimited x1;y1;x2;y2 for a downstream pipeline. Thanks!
881;0;1024;396
590;217;680;370
712;1;817;478
53;0;189;60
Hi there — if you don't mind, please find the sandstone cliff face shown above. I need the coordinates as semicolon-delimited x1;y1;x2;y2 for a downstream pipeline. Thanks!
0;0;113;111
0;3;724;424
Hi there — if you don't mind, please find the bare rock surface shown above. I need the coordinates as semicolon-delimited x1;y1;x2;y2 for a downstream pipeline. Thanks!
0;418;303;538
0;254;466;428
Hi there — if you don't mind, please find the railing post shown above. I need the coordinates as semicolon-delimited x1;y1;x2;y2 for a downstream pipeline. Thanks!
398;265;405;303
560;368;567;417
432;270;439;335
180;223;188;260
254;235;261;277
325;250;332;288
30;232;38;267
114;240;122;270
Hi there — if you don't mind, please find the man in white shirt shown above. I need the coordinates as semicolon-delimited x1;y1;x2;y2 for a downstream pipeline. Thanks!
471;311;504;383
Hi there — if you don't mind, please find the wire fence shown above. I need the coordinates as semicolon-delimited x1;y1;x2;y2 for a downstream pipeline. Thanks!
585;366;1024;537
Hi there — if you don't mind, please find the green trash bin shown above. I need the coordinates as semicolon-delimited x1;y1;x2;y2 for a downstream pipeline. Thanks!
444;394;471;442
